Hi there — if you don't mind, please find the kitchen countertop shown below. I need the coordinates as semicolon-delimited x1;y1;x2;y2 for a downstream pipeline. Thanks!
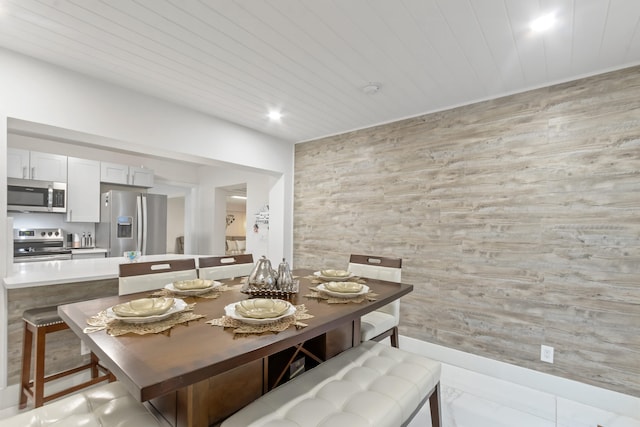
3;254;199;289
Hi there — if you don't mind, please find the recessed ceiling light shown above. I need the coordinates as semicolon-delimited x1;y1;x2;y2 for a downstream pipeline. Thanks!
530;13;556;32
231;195;247;200
268;111;282;121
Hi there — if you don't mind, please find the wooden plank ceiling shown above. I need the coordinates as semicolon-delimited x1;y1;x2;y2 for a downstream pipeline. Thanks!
0;0;639;143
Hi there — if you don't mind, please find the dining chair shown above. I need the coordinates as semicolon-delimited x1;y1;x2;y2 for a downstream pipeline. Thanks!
118;258;197;295
347;254;402;348
198;254;254;280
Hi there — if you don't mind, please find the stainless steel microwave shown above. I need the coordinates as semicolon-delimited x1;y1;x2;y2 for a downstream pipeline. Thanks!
7;178;67;213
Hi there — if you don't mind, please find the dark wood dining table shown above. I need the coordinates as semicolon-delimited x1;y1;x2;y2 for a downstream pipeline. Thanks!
58;269;413;427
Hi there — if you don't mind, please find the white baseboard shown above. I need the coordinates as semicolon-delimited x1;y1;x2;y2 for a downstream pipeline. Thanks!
0;383;19;417
399;335;640;420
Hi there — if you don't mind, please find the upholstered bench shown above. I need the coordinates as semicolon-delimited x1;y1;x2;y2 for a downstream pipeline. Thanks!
0;382;162;427
222;341;442;427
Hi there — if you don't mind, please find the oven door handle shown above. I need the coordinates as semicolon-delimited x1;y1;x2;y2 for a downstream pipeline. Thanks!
14;254;72;262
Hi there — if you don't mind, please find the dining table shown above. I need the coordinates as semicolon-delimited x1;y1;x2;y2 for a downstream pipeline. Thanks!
57;268;413;427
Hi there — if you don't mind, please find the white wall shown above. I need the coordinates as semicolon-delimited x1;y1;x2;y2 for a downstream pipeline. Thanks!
167;196;185;253
0;49;292;173
225;210;246;236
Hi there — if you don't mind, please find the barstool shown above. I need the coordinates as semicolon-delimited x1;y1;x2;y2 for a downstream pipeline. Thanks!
19;305;114;409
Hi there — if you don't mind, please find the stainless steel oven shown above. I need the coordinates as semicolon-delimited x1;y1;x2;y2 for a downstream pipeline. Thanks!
8;178;67;213
13;228;72;262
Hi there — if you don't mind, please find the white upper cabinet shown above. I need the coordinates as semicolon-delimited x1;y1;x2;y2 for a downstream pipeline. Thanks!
129;166;154;187
8;148;67;182
7;148;29;179
100;161;129;185
100;162;154;187
66;157;100;223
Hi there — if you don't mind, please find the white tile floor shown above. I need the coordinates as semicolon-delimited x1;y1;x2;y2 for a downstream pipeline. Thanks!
407;364;640;427
3;339;639;427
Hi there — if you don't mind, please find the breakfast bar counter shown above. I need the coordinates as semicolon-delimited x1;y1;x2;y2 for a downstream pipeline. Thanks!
3;254;197;289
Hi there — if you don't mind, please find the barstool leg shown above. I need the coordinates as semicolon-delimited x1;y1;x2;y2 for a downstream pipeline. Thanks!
34;327;47;408
19;324;33;409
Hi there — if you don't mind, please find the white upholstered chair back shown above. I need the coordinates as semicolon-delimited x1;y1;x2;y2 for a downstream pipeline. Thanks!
119;259;197;296
348;254;402;347
198;254;254;280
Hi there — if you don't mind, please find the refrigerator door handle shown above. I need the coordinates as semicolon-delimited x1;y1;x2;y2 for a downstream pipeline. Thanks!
136;195;144;254
142;194;148;255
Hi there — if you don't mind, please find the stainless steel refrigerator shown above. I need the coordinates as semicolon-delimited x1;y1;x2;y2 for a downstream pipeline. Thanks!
96;190;167;257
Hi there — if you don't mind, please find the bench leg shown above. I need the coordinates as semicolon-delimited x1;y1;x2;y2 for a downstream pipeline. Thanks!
429;382;442;427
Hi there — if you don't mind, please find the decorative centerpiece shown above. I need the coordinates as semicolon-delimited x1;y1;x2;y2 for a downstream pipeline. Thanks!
242;256;299;299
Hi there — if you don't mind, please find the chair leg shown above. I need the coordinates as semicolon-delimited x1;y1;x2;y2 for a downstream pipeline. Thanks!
429;382;442;427
19;325;33;409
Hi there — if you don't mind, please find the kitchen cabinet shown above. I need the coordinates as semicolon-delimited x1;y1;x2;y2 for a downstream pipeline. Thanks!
7;148;67;182
66;157;100;222
100;161;154;187
128;165;154;187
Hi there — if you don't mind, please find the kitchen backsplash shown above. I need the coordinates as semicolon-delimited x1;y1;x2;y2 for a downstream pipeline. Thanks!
10;212;95;246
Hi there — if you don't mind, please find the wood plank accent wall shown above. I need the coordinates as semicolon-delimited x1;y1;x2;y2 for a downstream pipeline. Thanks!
293;66;640;398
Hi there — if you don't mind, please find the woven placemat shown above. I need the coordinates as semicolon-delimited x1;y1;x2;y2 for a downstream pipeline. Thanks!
84;303;204;336
207;305;313;336
305;286;378;304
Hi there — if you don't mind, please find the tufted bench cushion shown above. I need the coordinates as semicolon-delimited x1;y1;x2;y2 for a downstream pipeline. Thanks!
0;382;162;427
222;341;441;427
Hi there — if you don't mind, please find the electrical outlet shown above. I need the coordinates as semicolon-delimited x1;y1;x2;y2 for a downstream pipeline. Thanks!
540;345;554;363
80;341;90;356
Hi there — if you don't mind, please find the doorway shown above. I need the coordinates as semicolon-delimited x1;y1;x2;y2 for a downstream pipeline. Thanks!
223;184;247;255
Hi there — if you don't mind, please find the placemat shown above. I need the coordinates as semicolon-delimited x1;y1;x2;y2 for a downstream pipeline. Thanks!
207;304;313;336
84;302;204;336
305;286;378;304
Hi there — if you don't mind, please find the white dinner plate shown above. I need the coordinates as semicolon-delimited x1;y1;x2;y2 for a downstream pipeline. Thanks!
107;299;187;324
316;283;370;299
313;271;355;281
224;301;296;325
165;280;221;296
